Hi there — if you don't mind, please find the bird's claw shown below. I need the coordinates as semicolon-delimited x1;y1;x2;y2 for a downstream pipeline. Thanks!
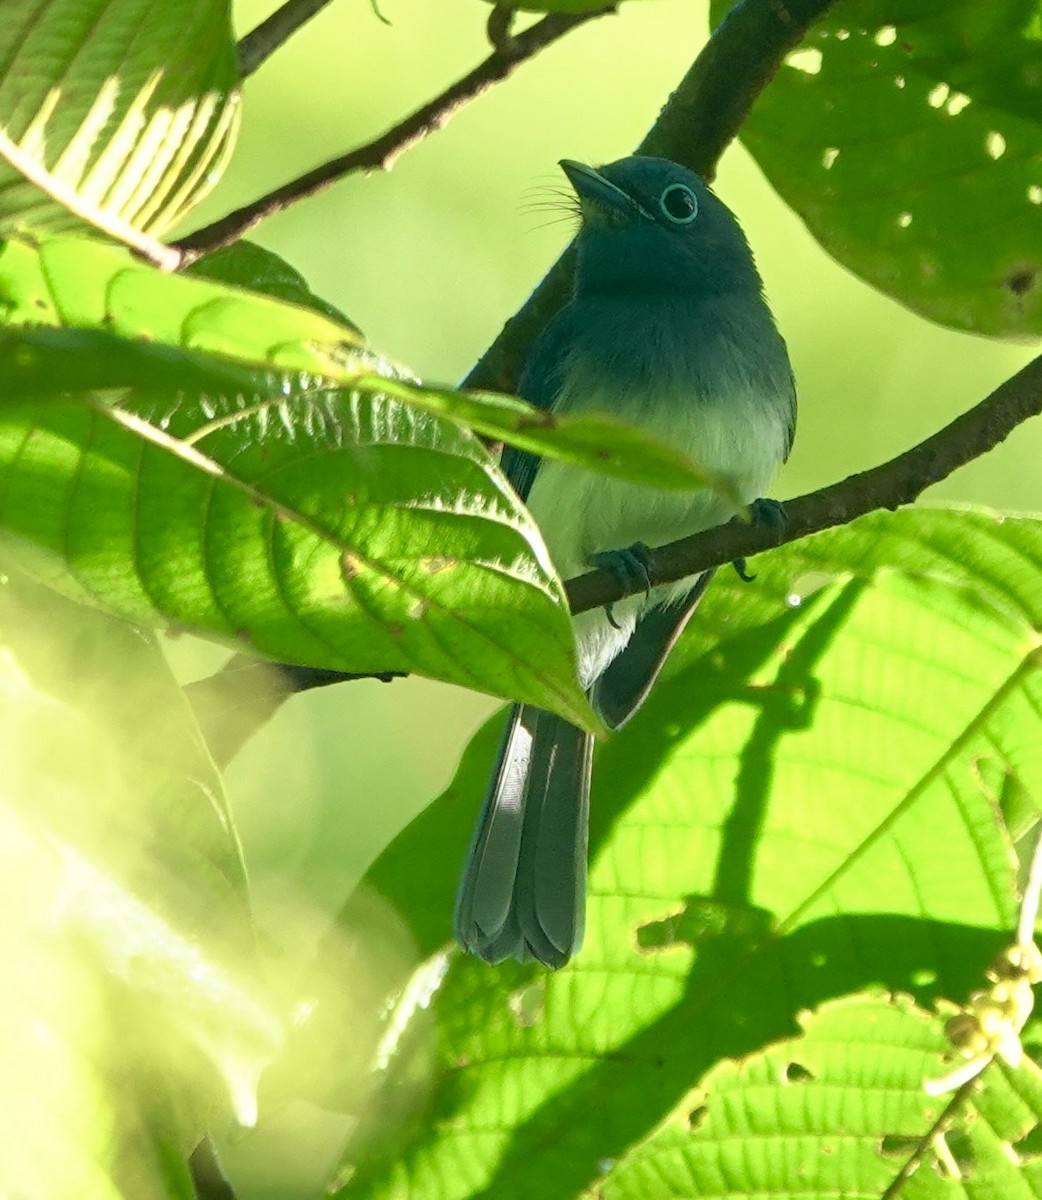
593;542;654;627
732;499;786;582
592;542;653;597
749;497;786;528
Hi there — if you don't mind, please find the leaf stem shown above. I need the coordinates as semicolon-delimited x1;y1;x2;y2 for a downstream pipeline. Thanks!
174;6;617;264
184;655;402;768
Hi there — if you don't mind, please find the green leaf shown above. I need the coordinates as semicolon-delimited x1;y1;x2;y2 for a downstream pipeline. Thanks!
604;995;1042;1200
709;0;1042;336
0;571;277;1198
0;234;365;377
186;241;362;333
0;387;597;727
0;0;239;237
305;506;1042;1198
0;234;604;726
0;234;731;495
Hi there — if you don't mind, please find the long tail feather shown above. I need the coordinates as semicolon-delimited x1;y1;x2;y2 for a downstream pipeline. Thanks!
455;705;592;967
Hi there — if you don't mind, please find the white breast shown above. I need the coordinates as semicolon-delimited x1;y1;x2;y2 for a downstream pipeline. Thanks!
525;375;790;687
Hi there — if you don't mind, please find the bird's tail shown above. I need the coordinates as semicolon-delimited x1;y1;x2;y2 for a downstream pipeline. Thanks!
455;704;592;967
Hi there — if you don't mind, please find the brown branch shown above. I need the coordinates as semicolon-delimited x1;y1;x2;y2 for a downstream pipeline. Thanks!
566;351;1042;614
174;7;617;265
237;0;337;77
464;0;837;393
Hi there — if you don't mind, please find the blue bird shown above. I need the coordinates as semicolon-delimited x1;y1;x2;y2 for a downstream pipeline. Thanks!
455;156;796;967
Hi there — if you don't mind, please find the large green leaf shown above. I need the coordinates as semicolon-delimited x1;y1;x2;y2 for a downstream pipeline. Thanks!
0;0;239;237
709;0;1042;336
604;995;1042;1199
296;506;1042;1198
0;235;730;494
186;240;362;332
0;571;277;1198
0;385;601;728
0;234;607;725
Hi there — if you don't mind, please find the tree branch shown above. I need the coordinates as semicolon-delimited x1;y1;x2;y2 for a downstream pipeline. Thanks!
566;350;1042;613
237;0;337;77
464;0;837;393
175;7;617;264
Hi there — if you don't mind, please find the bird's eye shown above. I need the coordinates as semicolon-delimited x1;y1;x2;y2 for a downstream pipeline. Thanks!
659;183;698;224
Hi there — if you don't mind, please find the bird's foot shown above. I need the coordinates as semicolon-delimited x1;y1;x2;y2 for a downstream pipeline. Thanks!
592;542;653;628
749;497;786;528
733;499;786;583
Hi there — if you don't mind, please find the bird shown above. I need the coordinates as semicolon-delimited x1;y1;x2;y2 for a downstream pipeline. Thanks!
455;156;796;967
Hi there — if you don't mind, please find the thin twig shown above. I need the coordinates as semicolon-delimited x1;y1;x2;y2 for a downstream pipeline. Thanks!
237;0;337;77
175;7;616;264
566;350;1042;614
465;0;838;393
879;1078;978;1200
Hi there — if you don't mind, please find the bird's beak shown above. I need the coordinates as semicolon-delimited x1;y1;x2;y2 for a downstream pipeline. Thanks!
559;159;636;217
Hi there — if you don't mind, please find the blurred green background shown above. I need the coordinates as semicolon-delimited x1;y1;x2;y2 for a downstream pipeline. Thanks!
172;0;1042;1190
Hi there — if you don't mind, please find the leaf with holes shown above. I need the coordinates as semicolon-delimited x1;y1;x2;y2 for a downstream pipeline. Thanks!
0;571;278;1197
298;505;1042;1198
0;0;239;237
0;234;731;494
708;0;1042;336
604;995;1042;1199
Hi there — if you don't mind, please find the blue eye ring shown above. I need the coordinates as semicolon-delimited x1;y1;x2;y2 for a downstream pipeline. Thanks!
659;183;698;224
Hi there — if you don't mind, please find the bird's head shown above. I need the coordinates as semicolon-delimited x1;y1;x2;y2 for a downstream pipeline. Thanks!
560;156;762;299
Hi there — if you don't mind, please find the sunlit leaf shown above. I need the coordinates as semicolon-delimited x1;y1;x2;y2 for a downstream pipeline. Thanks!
0;234;731;494
0;0;239;238
605;996;1042;1200
709;0;1042;336
0;234;605;726
186;240;361;333
305;506;1042;1198
0;387;599;728
0;571;277;1198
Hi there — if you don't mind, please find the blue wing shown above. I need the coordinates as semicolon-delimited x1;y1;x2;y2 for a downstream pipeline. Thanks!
501;305;576;503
